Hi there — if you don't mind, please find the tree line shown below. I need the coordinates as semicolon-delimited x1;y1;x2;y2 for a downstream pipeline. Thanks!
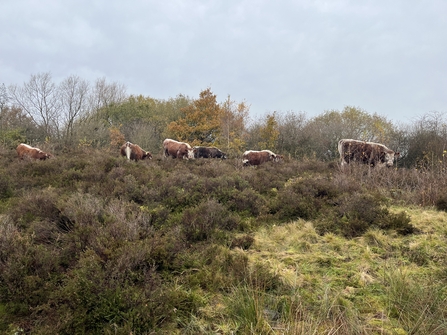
1;72;446;169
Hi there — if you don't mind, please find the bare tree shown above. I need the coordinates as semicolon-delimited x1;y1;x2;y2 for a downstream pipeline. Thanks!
402;111;447;169
0;83;9;112
59;75;89;145
8;72;60;140
276;111;307;157
67;77;127;148
88;77;127;115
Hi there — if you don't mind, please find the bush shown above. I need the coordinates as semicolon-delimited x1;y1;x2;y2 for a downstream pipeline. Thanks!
275;189;319;221
435;193;447;212
9;188;62;229
379;211;416;235
273;176;338;221
313;192;388;237
227;187;267;216
0;170;13;200
180;199;240;242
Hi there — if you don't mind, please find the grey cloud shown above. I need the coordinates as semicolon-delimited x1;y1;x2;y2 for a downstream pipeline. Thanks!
1;0;446;122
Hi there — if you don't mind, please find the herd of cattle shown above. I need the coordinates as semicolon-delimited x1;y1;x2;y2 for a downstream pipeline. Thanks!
15;138;400;168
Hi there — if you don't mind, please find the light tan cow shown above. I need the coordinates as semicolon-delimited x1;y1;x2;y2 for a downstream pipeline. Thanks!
16;143;52;160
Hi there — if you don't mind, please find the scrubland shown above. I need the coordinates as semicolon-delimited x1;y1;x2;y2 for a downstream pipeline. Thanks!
1;148;447;334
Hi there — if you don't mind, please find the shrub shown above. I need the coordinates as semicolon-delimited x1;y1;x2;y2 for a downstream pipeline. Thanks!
180;199;239;242
9;188;62;229
227;187;267;216
274;188;320;221
435;193;447;212
240;164;293;195
336;192;389;238
313;192;392;238
59;192;103;227
176;245;250;291
379;211;416;235
0;170;13;200
273;176;338;221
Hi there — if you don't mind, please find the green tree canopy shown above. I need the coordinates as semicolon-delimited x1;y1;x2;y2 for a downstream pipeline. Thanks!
82;94;191;151
301;106;397;160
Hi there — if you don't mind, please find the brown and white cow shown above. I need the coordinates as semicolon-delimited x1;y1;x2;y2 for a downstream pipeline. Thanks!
16;143;52;160
193;146;227;159
338;139;400;168
163;139;195;159
242;150;282;166
120;141;152;161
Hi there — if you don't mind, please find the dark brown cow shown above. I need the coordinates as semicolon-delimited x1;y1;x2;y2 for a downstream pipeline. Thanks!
338;139;400;168
16;143;52;160
163;139;195;159
242;150;282;166
120;141;152;161
193;146;227;159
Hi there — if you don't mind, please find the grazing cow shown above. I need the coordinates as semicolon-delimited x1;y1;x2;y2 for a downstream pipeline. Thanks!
338;139;400;168
193;146;227;159
16;143;52;160
120;141;152;161
242;150;282;166
163;139;195;159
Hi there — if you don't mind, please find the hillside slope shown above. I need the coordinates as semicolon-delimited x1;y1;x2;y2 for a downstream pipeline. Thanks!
0;149;446;334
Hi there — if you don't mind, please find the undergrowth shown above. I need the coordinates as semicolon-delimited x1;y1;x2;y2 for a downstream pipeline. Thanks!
1;148;446;334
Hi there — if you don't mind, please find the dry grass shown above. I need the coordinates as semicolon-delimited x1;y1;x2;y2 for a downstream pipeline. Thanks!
237;209;447;334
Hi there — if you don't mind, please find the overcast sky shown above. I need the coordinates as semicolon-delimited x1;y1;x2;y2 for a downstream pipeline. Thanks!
1;0;446;124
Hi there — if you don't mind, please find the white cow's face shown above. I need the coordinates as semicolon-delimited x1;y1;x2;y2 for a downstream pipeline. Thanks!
187;149;195;159
384;152;397;167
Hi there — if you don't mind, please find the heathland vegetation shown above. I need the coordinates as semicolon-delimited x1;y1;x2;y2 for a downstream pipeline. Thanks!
1;74;447;334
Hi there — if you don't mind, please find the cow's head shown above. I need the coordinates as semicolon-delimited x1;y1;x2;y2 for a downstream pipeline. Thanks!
388;151;400;167
274;155;283;162
383;151;399;167
265;151;278;162
143;151;153;160
39;151;52;160
188;148;196;159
